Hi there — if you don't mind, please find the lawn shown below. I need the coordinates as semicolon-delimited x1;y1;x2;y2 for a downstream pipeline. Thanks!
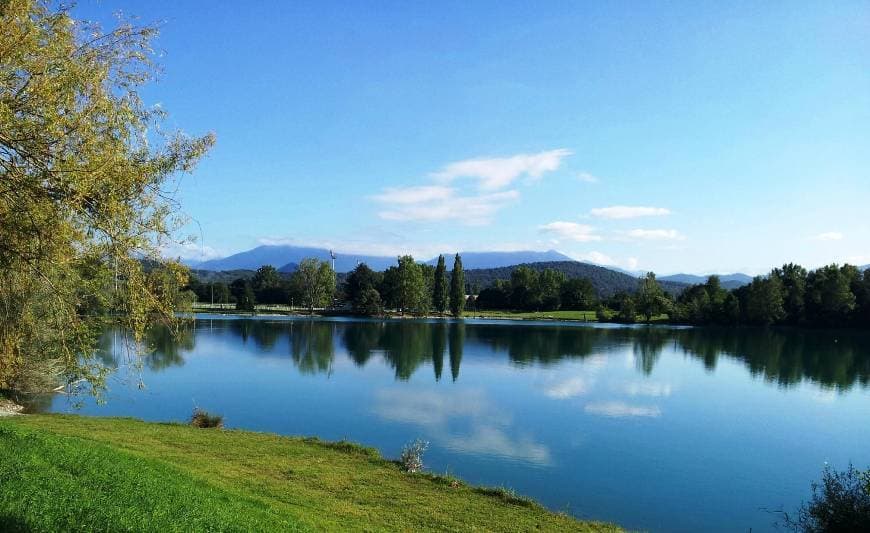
0;415;620;532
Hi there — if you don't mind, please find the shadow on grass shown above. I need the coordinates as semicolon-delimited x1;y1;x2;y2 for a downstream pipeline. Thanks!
0;515;32;532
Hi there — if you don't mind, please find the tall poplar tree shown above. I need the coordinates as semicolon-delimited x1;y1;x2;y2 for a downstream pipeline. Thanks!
432;255;448;315
449;254;465;317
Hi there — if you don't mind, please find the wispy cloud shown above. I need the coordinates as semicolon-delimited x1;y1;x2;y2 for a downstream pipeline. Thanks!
373;388;550;465
371;149;570;226
375;189;519;225
560;251;641;271
162;242;223;262
545;377;591;399
590;206;671;219
622;229;685;241
584;401;661;418
620;382;673;397
538;221;602;242
371;185;453;204
811;231;844;241
432;149;571;191
576;251;617;266
257;236;454;259
576;171;600;183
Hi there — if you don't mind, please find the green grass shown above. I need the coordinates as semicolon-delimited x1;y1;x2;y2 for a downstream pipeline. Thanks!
0;415;620;532
464;309;598;321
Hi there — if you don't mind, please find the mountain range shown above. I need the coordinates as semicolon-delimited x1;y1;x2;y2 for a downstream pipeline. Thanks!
193;245;573;273
658;273;754;290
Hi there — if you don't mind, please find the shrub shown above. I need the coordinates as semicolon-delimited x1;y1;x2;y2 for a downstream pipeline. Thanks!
782;464;870;532
399;439;428;473
190;408;223;429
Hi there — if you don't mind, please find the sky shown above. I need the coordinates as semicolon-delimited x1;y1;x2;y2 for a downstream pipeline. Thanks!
74;1;870;274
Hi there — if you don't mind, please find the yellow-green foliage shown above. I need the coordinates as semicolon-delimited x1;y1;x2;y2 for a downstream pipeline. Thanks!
0;0;213;393
0;415;621;532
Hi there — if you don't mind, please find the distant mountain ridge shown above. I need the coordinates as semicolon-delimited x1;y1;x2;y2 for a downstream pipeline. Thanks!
194;244;574;273
658;273;753;290
196;245;397;272
426;250;573;269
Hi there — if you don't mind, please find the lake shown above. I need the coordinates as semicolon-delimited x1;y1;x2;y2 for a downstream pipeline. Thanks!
28;315;870;532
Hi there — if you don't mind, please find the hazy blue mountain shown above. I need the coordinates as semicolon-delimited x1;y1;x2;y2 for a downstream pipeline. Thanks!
426;250;573;269
196;245;397;272
197;245;576;272
861;264;870;272
659;273;753;290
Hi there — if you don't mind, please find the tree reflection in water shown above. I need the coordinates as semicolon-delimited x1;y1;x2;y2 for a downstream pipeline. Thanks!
132;319;870;391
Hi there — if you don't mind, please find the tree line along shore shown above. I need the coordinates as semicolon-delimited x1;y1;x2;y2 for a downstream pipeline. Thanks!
183;255;870;329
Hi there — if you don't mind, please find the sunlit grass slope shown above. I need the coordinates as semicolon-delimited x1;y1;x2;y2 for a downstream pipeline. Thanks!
0;415;620;532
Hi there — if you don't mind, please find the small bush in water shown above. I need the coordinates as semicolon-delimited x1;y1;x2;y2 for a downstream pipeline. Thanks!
190;408;223;429
399;439;428;473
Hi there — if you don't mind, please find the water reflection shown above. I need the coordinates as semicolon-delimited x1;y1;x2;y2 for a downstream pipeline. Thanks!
373;387;552;465
31;317;870;532
121;319;870;391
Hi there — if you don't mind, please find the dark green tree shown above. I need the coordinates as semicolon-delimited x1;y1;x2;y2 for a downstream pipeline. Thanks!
560;278;597;310
538;269;566;310
775;263;808;324
345;263;383;315
636;272;669;322
291;258;336;312
745;275;786;325
449;254;465;317
230;278;256;311
432;255;449;315
510;266;540;310
805;264;856;326
396;255;428;315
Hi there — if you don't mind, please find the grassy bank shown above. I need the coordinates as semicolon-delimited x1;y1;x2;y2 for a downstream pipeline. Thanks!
0;415;619;532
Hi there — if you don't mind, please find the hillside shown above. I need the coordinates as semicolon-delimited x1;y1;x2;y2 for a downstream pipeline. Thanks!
464;261;687;298
192;259;688;298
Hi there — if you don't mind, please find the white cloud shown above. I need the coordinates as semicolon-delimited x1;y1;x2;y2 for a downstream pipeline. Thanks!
538;221;602;242
623;229;685;241
584;401;661;418
577;251;617;266
620;382;672;397
626;257;640;270
545;377;590;399
373;388;550;465
443;427;551;465
257;236;454;259
376;189;519;225
162;242;223;262
590;206;671;219
370;185;453;205
577;171;599;183
811;232;844;241
432;149;571;191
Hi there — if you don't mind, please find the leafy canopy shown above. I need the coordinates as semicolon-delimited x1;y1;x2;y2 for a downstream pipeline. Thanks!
0;0;214;394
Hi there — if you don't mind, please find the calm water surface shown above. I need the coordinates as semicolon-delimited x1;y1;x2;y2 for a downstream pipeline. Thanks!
30;315;870;532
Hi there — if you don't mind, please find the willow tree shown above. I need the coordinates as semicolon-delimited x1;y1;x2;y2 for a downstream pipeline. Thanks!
0;1;214;395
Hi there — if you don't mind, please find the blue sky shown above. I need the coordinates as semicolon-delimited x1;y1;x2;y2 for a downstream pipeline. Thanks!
76;1;869;274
